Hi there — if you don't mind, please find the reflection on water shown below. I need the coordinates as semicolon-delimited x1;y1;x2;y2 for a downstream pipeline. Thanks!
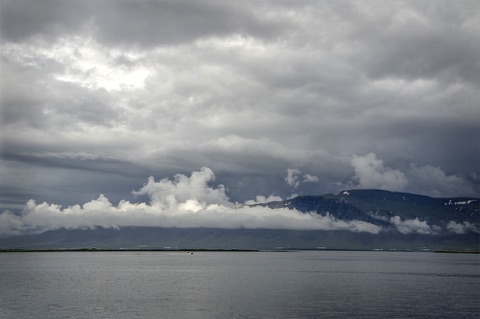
0;251;479;318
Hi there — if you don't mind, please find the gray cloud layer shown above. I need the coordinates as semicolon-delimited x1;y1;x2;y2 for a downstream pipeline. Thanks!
1;0;479;214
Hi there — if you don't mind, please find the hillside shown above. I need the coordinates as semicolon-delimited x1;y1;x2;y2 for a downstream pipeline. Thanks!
260;189;479;231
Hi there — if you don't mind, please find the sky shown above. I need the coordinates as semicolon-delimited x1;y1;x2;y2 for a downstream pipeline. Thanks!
1;1;479;235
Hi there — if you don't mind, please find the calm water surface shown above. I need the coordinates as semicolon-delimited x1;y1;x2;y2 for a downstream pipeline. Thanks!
0;251;479;318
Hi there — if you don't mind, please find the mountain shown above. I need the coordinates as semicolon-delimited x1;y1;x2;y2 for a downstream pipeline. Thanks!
1;190;478;250
259;189;479;230
1;226;478;251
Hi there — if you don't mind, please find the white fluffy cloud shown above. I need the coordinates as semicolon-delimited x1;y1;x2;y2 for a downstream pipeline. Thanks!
351;153;408;191
285;168;301;188
389;216;439;235
446;221;480;234
132;167;231;209
285;168;320;189
303;174;320;183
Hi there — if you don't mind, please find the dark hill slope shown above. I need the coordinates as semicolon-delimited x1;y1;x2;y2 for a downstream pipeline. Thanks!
0;226;478;251
261;189;479;227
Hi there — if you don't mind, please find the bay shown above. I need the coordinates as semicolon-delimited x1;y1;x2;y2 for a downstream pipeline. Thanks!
0;251;479;318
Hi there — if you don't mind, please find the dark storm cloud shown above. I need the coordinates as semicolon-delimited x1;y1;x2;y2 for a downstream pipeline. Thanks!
357;3;480;86
0;0;90;41
1;0;286;46
1;153;147;178
94;1;287;47
1;68;118;129
1;0;479;225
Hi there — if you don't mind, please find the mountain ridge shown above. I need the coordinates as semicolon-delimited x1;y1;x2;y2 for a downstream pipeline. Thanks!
258;189;478;229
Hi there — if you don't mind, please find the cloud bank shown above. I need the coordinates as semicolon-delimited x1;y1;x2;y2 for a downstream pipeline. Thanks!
0;168;383;236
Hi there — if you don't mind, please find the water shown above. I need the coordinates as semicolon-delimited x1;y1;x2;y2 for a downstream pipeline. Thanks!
0;251;478;318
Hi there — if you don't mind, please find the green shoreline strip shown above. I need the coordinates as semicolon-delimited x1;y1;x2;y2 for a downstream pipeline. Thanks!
433;250;480;254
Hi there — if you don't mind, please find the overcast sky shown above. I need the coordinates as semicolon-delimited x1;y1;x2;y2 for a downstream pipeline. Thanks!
1;0;480;225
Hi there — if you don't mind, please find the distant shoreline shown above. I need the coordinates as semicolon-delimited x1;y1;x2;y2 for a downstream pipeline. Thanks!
0;248;260;253
1;248;478;253
433;249;480;254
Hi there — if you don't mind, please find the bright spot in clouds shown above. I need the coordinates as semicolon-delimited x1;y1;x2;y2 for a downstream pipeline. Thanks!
3;37;151;91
